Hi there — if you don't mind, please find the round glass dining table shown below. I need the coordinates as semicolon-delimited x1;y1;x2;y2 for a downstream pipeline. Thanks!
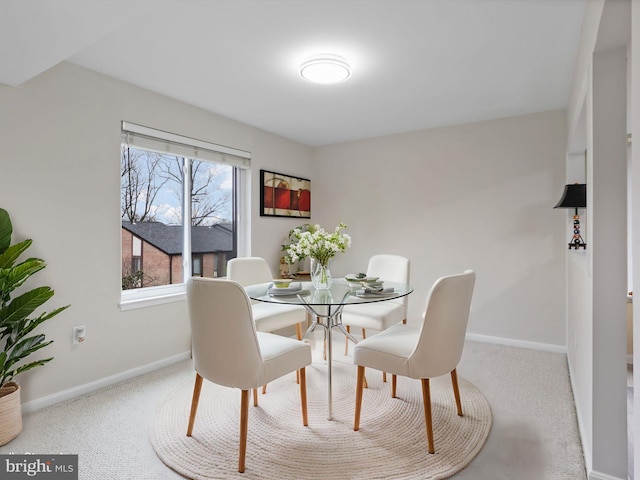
247;278;413;420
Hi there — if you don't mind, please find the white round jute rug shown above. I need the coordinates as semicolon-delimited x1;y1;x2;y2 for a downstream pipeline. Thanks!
150;358;492;480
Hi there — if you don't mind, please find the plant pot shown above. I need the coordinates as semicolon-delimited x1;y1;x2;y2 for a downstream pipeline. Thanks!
0;381;22;446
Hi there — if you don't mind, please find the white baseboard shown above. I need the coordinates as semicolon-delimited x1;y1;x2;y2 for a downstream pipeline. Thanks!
21;351;192;414
589;470;626;480
465;333;567;354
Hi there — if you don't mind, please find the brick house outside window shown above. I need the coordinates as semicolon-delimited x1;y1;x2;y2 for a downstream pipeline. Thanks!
121;221;234;289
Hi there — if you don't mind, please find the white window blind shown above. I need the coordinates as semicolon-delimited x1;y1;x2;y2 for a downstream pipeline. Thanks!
121;121;251;169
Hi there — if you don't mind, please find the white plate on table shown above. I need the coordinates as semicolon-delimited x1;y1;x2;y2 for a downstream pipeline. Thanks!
345;274;380;283
355;291;396;298
354;286;395;298
268;282;303;295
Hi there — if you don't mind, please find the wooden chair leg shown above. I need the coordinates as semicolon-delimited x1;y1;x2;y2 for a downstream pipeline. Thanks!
239;390;250;473
421;378;435;454
354;365;366;431
451;368;463;416
252;388;258;407
391;374;397;398
187;373;203;436
344;325;351;355
296;322;303;340
296;323;303;385
299;367;309;426
262;384;267;394
383;371;387;383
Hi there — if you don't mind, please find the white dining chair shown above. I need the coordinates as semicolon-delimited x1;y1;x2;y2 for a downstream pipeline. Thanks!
341;254;410;381
353;269;475;454
227;257;307;341
186;278;311;473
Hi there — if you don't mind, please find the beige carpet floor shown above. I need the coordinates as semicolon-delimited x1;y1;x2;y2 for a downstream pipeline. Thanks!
150;355;492;480
0;339;587;479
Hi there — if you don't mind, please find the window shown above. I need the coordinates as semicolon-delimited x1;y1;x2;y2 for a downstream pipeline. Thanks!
120;122;250;309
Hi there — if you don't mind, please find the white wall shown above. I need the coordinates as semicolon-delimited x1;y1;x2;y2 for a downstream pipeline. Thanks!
0;62;313;404
312;111;568;347
633;4;640;480
589;45;628;479
565;1;631;479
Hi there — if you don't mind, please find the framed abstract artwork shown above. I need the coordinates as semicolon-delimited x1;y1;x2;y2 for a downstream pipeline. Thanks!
260;169;311;218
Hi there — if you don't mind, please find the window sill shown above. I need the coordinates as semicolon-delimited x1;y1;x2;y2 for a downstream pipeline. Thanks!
120;286;186;311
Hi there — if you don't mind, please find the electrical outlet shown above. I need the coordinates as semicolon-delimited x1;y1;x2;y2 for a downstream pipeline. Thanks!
73;325;85;344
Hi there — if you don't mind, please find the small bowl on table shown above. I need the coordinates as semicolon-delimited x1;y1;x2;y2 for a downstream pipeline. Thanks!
272;278;293;288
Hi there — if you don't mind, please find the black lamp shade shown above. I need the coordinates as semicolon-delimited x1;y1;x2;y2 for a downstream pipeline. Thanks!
554;183;586;209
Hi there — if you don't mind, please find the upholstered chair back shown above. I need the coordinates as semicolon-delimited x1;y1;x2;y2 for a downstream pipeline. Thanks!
409;270;475;379
187;277;263;389
227;257;273;286
367;254;410;312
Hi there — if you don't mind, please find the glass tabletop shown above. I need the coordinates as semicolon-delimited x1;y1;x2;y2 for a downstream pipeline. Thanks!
246;278;413;306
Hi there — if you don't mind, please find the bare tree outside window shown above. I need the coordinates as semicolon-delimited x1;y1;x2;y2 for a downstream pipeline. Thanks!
161;158;232;226
121;146;171;223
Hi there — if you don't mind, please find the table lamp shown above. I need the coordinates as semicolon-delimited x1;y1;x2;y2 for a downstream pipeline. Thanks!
554;183;587;249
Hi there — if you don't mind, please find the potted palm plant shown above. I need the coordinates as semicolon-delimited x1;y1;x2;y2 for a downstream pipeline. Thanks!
0;207;69;445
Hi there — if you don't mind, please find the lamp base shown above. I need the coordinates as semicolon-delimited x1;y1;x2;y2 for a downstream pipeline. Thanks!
568;238;587;250
568;211;586;249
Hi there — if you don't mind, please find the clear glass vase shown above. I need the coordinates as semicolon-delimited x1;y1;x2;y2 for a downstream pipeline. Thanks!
310;258;332;290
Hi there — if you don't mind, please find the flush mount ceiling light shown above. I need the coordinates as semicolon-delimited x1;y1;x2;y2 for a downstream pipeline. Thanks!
299;55;351;84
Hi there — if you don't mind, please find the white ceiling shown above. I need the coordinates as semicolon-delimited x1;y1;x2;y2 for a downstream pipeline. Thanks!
1;0;586;146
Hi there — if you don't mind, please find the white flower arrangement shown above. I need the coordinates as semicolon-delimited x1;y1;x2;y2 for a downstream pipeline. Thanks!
283;223;351;267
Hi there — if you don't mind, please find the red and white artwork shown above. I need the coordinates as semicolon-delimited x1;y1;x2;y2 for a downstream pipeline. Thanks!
261;170;311;218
